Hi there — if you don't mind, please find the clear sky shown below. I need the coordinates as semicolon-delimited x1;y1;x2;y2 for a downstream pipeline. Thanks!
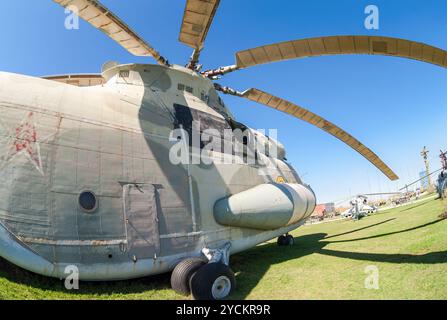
1;0;447;203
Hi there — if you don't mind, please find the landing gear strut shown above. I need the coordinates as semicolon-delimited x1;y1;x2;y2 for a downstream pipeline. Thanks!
170;243;235;300
278;234;294;246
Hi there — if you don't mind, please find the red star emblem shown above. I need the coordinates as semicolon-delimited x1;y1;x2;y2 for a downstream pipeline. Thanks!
0;111;44;175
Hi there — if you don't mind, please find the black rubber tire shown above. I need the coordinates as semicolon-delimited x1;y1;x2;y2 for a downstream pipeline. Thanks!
285;235;295;246
171;258;206;296
277;235;287;246
278;235;294;246
189;263;236;300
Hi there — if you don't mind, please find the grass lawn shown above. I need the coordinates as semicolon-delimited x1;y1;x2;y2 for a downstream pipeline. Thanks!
1;196;446;300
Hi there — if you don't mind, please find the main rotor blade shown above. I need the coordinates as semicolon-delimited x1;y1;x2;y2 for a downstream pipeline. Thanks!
179;0;220;67
241;88;399;181
179;0;220;49
361;192;402;196
53;0;167;65
206;36;447;77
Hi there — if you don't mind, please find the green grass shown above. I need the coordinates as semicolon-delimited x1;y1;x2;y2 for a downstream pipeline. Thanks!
1;197;447;300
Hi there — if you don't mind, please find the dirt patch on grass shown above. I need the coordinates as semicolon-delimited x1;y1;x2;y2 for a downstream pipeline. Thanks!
439;212;447;219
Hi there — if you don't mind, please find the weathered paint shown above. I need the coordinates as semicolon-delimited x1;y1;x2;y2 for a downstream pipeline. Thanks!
214;183;316;230
0;63;314;280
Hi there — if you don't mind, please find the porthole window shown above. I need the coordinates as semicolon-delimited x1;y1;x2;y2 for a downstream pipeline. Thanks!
79;191;98;213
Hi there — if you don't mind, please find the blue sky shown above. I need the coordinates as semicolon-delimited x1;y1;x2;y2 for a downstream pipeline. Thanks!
1;0;447;203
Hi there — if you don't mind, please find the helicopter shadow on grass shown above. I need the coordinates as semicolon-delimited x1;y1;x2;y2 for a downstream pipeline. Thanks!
230;217;447;299
0;217;445;298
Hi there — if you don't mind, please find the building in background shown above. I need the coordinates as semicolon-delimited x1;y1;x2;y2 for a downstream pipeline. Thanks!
311;203;336;220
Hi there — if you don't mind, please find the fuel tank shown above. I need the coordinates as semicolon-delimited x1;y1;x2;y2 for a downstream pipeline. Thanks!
214;183;316;230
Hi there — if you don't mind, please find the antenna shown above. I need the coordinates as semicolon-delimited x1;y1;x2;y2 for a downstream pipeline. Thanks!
420;146;433;190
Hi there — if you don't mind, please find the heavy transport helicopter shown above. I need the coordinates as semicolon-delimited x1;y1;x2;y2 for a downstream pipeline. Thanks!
1;0;447;300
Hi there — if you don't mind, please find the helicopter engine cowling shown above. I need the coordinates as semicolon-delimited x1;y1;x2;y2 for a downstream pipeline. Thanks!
249;129;286;160
214;183;316;230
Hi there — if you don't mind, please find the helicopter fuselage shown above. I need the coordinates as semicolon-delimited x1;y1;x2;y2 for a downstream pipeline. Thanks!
0;63;316;280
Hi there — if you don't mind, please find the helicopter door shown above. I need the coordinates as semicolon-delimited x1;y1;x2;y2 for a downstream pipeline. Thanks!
123;184;160;260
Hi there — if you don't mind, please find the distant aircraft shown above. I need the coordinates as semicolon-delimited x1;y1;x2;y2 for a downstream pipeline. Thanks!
341;193;401;220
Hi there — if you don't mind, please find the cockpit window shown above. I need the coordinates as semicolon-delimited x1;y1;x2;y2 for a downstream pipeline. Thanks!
178;83;193;94
201;92;209;103
173;104;232;151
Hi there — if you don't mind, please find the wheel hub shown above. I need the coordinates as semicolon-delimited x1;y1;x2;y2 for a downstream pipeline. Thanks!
212;275;231;299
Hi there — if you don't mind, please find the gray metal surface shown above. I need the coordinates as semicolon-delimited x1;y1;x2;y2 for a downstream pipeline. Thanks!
0;64;310;280
214;183;316;230
124;184;160;260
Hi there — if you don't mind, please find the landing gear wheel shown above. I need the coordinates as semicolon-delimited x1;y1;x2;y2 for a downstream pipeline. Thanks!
171;258;206;296
285;234;295;246
278;234;294;246
189;263;235;300
277;235;286;246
